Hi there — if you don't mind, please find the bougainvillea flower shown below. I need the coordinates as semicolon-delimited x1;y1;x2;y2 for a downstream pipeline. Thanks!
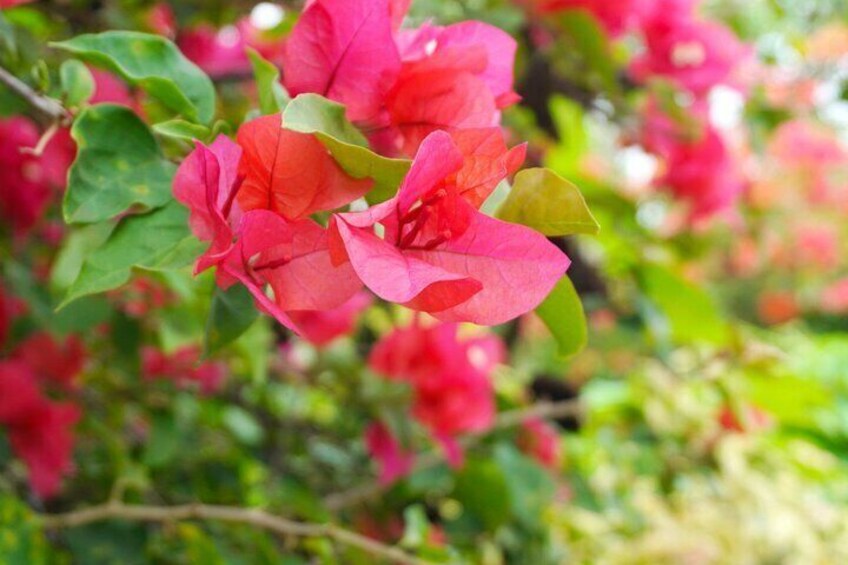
521;0;653;36
330;130;567;325
368;322;501;475
219;210;363;330
717;404;772;433
178;25;251;78
0;361;79;499
14;332;86;391
820;278;848;315
398;21;519;107
173;135;244;274
289;291;372;347
282;0;401;122
142;345;227;394
0;117;75;236
518;418;561;470
236;114;373;219
0;0;34;8
631;14;749;95
364;421;416;485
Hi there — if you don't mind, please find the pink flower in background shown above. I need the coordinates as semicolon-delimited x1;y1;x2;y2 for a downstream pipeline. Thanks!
330;130;566;325
364;422;416;485
821;278;848;315
527;0;652;36
518;418;561;470
795;223;839;271
178;25;251;78
0;0;34;8
631;13;748;96
0;361;79;499
367;321;503;479
142;345;227;394
14;332;86;391
290;292;373;347
144;2;177;38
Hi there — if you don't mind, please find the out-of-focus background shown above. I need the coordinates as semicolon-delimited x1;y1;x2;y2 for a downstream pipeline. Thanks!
2;0;848;562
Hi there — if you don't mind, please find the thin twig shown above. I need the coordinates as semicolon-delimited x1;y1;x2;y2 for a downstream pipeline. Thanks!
324;399;582;511
20;120;60;156
0;64;69;122
40;501;434;565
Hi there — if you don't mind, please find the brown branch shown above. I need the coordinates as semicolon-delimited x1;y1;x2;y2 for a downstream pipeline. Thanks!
40;501;434;565
324;399;583;511
0;64;69;123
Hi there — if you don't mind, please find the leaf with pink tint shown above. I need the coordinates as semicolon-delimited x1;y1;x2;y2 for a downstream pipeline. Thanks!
236;114;372;219
282;0;401;122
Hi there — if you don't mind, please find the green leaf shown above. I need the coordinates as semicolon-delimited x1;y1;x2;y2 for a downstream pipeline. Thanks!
60;200;204;308
494;444;555;529
453;458;511;531
152;118;211;141
59;59;94;107
247;47;290;115
536;276;588;357
497;168;599;236
639;263;729;346
64;104;177;224
204;283;259;356
223;406;265;445
282;94;410;203
0;494;48;565
556;10;619;94
545;95;587;175
52;31;216;123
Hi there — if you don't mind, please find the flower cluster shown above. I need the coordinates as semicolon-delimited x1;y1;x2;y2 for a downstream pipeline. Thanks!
365;321;504;483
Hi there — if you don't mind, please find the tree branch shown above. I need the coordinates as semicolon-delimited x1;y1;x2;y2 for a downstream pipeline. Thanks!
0;64;69;123
324;399;583;511
40;501;434;565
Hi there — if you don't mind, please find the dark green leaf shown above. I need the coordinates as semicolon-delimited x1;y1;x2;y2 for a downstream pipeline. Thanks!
453;459;511;531
60;200;204;308
52;31;216;123
204;283;259;356
64;104;176;224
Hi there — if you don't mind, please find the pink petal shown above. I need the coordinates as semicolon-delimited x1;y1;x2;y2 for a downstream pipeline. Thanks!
289;291;372;347
282;0;401;122
407;206;571;325
396;130;464;213
365;422;416;485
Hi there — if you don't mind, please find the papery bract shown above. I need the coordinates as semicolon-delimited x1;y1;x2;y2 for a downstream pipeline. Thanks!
14;332;86;391
282;0;401;122
331;130;568;325
236;114;372;219
518;418;561;470
289;291;372;347
142;346;227;394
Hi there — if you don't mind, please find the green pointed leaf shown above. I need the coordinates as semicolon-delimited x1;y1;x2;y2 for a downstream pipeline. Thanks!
59;59;94;107
639;263;729;345
52;31;216;123
60;200;204;309
153;118;211;141
283;94;410;203
64;104;176;224
247;47;290;115
204;283;259;356
497;167;599;236
536;276;588;357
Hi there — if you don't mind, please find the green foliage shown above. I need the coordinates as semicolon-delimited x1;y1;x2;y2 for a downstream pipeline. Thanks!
535;276;588;357
58;59;93;107
247;47;290;115
497;168;599;236
204;284;260;356
52;31;216;123
64;104;176;224
60;201;204;308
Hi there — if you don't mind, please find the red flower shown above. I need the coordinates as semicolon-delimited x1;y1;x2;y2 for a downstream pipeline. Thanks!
141;345;226;395
290;291;373;347
14;332;86;391
366;321;504;481
281;0;518;155
518;418;561;470
0;361;79;499
330;129;568;325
